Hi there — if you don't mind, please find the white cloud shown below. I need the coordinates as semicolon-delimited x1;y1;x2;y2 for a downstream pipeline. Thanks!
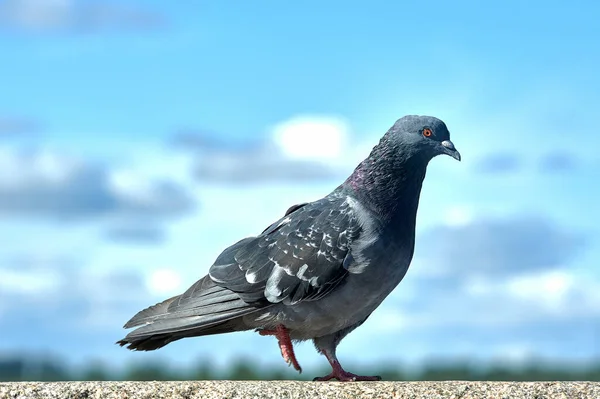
0;0;71;31
0;0;165;33
0;148;81;187
0;268;64;295
173;115;382;184
146;268;182;296
0;254;154;332
416;216;584;277
271;115;349;161
108;170;190;214
506;270;574;309
461;270;577;311
0;147;194;220
463;275;494;296
442;205;473;227
367;308;411;332
460;269;600;321
103;220;166;244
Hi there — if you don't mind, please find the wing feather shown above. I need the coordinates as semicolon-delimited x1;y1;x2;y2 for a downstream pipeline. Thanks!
209;192;367;305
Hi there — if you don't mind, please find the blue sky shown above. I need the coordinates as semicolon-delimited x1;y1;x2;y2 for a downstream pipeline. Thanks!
0;0;599;375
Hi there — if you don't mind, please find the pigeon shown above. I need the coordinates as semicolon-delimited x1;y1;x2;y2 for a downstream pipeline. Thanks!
117;115;461;381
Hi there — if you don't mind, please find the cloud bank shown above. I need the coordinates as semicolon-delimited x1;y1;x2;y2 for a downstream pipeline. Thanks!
0;148;194;221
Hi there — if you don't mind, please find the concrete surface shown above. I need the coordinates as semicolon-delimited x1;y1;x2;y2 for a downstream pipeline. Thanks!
1;381;599;399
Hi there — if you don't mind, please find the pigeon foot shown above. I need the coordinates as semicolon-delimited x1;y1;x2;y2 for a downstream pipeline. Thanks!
314;349;381;381
258;324;302;373
313;369;382;382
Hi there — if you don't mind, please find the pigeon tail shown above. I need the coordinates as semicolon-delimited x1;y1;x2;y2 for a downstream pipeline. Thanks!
117;275;267;351
116;318;249;351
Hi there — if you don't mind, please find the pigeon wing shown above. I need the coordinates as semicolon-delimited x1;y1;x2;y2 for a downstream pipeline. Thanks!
208;195;364;306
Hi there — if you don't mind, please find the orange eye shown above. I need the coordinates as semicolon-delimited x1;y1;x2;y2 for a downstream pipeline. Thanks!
423;128;433;137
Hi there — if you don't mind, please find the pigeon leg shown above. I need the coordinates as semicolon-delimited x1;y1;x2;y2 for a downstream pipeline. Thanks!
258;324;302;373
313;328;381;381
314;349;381;382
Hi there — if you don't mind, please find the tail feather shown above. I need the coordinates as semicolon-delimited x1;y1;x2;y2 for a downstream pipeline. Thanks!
123;296;180;329
117;319;248;351
117;275;270;351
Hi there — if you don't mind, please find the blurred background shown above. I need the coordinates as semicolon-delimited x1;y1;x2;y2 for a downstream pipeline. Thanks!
0;0;599;382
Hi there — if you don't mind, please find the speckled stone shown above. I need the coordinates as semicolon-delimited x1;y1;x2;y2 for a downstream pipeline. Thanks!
1;381;598;399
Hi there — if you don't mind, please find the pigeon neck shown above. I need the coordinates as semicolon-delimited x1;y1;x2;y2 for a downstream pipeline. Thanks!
344;153;427;223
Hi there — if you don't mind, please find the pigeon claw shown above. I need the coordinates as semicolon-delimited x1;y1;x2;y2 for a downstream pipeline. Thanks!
314;351;381;382
258;324;302;373
313;370;382;382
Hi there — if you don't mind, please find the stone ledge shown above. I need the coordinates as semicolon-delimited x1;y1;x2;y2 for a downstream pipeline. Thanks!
1;381;599;399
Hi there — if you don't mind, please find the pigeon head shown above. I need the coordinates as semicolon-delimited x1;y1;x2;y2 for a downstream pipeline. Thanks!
386;115;461;162
344;115;460;221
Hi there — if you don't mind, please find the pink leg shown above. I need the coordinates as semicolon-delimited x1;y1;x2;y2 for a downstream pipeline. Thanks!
258;324;302;373
314;350;381;382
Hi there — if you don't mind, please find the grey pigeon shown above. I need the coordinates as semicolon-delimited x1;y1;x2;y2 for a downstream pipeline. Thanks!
117;115;461;381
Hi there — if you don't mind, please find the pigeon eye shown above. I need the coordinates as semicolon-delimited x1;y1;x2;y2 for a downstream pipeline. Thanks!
422;128;433;138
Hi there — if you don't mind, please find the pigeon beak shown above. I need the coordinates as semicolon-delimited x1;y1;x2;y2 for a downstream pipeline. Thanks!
441;140;461;161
